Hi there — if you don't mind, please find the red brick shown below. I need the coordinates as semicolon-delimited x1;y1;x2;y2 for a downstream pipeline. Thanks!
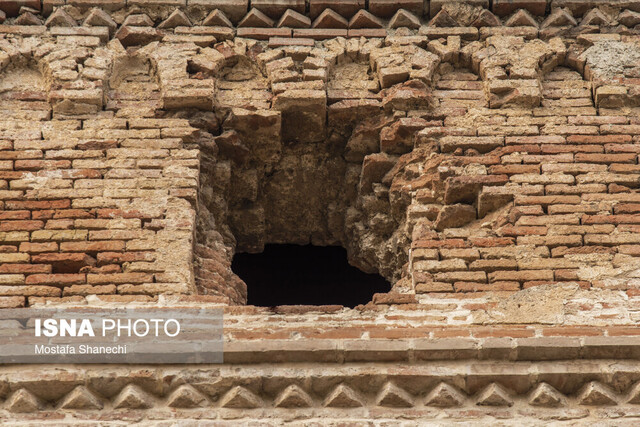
619;245;640;255
268;37;314;47
293;28;348;39
569;115;628;125
373;293;417;305
500;225;547;236
554;269;580;280
433;328;471;338
505;135;565;145
0;210;30;220
0;264;51;274
469;260;518;272
97;208;150;219
369;327;433;339
489;164;540;174
25;274;86;286
80;264;121;274
583;214;640;224
52;209;94;219
411;239;467;249
0;150;42;160
607;327;640;336
59;241;126;252
96;251;154;264
542;327;603;337
87;273;153;284
14;160;71;170
488;270;554;282
472;327;535;338
615;204;640;214
236;28;292;40
63;284;116;296
515;195;581;205
4;200;70;210
541;144;603;154
0;220;44;231
566;135;631;144
575;153;637;163
606;144;640;154
454;281;520;292
31;210;54;220
1;286;61;297
348;29;387;38
467;237;514;247
601;124;640;134
31;253;97;273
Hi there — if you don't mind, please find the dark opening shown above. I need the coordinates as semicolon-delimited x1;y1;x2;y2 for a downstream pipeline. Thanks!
232;244;391;308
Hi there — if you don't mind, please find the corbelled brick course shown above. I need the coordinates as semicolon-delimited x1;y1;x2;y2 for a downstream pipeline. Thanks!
1;0;640;423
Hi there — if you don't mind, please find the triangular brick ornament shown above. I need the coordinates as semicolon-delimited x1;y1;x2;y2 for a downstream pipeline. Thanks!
59;386;103;410
312;9;348;29
112;384;154;409
580;8;611;26
476;383;513;407
203;9;233;27
219;386;262;409
505;9;539;28
84;8;117;34
274;384;313;408
471;9;502;28
7;389;43;413
541;8;577;29
0;10;5;24
619;9;640;27
428;9;458;27
15;12;43;26
577;381;618;406
349;10;384;29
528;383;567;407
424;382;466;407
123;14;154;27
277;9;311;28
45;8;77;27
389;9;421;29
238;8;275;28
158;9;191;29
376;382;414;407
626;382;640;404
166;384;207;408
323;384;364;408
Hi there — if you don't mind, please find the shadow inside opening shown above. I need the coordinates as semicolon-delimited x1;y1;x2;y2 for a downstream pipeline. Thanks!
232;244;391;308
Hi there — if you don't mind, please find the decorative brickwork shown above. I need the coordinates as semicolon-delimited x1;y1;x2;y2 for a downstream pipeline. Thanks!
1;0;640;423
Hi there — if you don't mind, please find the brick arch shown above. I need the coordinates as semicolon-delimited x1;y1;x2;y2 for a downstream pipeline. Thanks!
0;51;49;120
540;65;595;109
190;40;451;304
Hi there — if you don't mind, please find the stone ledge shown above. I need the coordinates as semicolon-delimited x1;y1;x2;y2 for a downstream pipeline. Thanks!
222;336;640;363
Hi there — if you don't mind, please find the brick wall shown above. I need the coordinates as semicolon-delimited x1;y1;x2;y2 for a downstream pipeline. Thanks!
1;1;640;423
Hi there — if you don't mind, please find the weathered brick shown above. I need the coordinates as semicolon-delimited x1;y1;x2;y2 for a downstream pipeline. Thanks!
488;270;554;283
87;273;153;284
59;241;126;252
0;253;29;263
25;274;86;287
413;259;467;272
